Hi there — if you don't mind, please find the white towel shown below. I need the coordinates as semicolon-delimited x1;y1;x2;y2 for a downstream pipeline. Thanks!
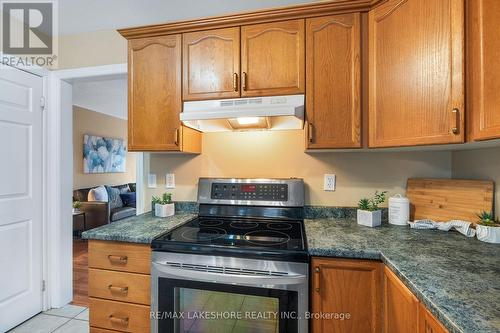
408;219;476;237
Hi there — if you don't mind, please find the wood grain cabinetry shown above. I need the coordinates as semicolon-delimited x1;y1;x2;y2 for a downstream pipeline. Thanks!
467;0;500;141
128;35;201;152
241;20;305;97
383;266;419;333
305;13;361;149
183;27;241;100
419;303;449;333
88;240;152;333
311;258;382;333
368;0;464;147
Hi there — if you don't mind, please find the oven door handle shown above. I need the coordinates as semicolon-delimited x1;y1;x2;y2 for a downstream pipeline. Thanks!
152;262;307;286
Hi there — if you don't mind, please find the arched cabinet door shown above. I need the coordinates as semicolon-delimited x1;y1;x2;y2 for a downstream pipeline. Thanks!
128;35;182;151
368;0;464;148
468;0;500;141
305;13;361;149
183;27;241;101
241;19;305;97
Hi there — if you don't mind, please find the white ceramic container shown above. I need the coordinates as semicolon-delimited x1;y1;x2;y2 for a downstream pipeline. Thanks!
476;224;500;244
357;209;382;228
389;194;410;226
155;203;175;217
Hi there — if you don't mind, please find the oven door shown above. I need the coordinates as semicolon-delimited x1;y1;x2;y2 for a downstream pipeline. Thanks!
151;252;308;333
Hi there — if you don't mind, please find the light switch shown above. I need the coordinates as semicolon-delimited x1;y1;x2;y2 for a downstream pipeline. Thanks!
166;173;175;189
147;174;157;188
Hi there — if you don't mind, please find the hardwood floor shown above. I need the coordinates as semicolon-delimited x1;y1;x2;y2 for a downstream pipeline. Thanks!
72;238;88;307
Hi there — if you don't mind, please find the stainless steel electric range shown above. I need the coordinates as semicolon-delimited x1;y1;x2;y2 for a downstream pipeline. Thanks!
151;178;309;333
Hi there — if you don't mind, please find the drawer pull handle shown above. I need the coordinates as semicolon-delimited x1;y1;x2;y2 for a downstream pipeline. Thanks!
109;315;129;326
233;73;238;91
314;266;320;292
451;108;460;135
308;123;314;143
107;255;128;264
242;72;247;91
108;285;129;294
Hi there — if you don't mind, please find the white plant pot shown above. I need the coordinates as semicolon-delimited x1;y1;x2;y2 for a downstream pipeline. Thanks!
155;203;175;218
476;224;500;244
357;209;382;228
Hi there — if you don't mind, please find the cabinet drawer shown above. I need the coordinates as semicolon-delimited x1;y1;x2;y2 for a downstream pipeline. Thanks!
90;298;150;333
89;240;151;274
90;328;120;333
89;268;150;305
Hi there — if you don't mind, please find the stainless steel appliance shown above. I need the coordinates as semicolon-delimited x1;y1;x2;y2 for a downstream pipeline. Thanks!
151;178;309;333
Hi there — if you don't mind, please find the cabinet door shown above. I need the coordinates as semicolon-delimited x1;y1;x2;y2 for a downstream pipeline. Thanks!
468;0;500;141
183;27;240;101
383;266;419;333
306;14;361;149
241;20;305;97
419;303;449;333
311;258;382;333
368;0;464;147
128;35;182;151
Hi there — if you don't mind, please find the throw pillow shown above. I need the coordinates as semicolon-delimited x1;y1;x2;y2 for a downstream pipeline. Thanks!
105;186;124;210
88;185;108;202
120;192;136;208
115;184;130;194
129;183;136;192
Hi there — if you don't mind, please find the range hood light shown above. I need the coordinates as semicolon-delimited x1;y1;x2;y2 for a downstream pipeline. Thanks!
237;117;260;125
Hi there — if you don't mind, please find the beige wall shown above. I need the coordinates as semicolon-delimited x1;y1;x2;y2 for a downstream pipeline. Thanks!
146;131;452;207
58;30;127;69
73;106;136;190
452;147;500;215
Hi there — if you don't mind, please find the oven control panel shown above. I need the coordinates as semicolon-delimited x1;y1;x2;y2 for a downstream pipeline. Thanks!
211;183;288;201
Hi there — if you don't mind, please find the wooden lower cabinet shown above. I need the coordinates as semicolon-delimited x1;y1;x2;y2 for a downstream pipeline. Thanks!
311;258;382;333
88;240;152;333
312;257;448;333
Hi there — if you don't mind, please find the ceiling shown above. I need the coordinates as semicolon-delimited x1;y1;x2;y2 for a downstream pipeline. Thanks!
59;0;322;36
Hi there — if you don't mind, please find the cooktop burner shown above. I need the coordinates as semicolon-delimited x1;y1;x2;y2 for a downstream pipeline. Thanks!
245;230;291;246
180;227;227;241
268;222;293;231
229;221;259;229
198;219;223;227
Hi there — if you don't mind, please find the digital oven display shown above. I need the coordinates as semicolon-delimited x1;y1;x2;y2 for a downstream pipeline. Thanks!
240;185;257;193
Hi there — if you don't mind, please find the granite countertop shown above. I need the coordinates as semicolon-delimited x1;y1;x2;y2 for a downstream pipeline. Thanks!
81;213;196;243
305;218;500;333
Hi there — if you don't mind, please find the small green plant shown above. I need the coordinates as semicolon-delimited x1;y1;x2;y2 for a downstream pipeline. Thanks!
358;191;388;211
73;201;82;210
152;193;173;205
477;211;499;226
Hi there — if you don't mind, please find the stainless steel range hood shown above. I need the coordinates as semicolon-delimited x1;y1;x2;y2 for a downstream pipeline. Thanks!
180;95;304;132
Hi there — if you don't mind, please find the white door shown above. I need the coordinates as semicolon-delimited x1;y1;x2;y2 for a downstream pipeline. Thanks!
0;65;44;332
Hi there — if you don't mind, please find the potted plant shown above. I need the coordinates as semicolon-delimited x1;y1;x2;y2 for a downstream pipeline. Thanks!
153;193;175;218
72;201;82;214
476;211;500;244
357;191;388;227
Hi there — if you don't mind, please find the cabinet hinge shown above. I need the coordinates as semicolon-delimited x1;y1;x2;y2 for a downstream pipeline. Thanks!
40;96;46;110
42;280;46;292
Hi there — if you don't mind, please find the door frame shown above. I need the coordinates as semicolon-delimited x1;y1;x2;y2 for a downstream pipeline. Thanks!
47;63;133;308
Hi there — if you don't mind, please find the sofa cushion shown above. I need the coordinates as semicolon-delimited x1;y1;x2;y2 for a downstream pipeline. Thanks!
110;206;136;222
106;186;123;210
120;192;136;208
88;185;108;202
114;184;130;194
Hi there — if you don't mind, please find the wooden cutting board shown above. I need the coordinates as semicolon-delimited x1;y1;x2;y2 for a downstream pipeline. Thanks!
406;178;494;224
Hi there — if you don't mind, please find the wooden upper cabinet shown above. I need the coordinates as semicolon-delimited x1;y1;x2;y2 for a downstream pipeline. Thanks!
383;266;419;333
241;19;305;97
468;0;500;141
183;27;241;101
311;258;382;333
306;13;361;149
128;35;201;153
368;0;464;147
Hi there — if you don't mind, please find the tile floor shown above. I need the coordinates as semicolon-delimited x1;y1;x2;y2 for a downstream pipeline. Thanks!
8;304;89;333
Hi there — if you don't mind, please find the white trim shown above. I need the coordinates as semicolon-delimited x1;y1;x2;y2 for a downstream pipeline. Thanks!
54;63;127;80
136;153;145;214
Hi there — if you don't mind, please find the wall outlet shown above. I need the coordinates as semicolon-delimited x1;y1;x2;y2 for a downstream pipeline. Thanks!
166;173;175;189
324;174;336;191
147;174;157;188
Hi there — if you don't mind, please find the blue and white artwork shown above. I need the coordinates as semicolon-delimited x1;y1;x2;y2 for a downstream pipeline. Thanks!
83;134;126;173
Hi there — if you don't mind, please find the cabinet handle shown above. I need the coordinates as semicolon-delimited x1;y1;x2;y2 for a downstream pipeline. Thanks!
451;108;460;135
314;266;320;292
308;123;314;143
108;285;129;295
109;315;129;326
242;72;247;91
233;73;238;92
174;128;180;146
107;255;127;264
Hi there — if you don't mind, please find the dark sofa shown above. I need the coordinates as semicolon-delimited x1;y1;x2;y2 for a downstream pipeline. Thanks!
73;183;136;230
